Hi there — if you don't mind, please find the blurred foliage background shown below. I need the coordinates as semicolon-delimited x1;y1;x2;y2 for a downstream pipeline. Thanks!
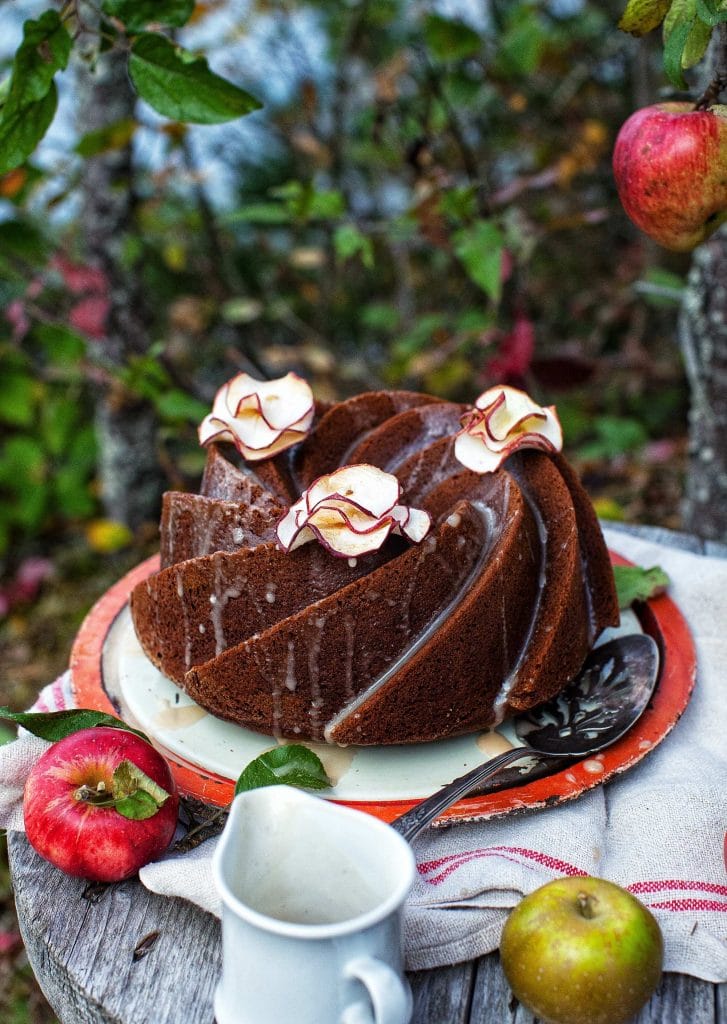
0;1;695;1019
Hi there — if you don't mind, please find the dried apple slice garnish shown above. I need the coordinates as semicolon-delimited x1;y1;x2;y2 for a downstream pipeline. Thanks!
198;372;314;461
454;385;563;474
276;464;431;557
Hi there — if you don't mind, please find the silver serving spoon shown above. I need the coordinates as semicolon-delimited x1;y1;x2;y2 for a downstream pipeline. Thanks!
391;633;660;843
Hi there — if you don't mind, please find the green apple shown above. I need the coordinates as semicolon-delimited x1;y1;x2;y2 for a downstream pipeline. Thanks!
499;876;663;1024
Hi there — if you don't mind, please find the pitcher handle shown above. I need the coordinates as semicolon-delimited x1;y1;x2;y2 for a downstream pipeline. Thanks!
340;956;412;1024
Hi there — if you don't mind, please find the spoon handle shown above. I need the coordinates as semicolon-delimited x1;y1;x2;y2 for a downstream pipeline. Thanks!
391;747;561;844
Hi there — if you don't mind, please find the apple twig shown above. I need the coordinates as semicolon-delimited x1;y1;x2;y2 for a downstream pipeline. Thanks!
696;24;727;110
173;797;229;852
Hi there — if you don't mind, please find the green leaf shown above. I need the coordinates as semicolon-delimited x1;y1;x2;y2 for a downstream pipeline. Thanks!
129;33;262;124
154;388;209;423
0;75;10;112
613;564;670;608
0;84;57;175
497;8;545;76
12;486;47;530
619;0;674;34
361;303;400;332
682;15;712;65
68;425;98;472
0;435;46;486
393;312;448;358
453;221;505;302
423;14;481;60
0;373;35;427
115;789;161;819
0;10;71;172
235;744;331;795
113;760;169;803
112;759;170;820
635;267;685;307
225;202;291;225
576;415;648;460
269;181;345;221
696;0;727;25
0;219;47;266
40;393;79;455
308;189;345;220
102;0;195;32
663;1;706;81
75;117;136;157
5;11;72;110
334;224;375;268
34;323;87;366
0;724;16;746
53;463;97;519
663;19;692;86
0;708;149;743
440;185;478;223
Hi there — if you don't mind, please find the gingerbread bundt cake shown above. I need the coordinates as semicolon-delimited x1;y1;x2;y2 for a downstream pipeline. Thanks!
130;375;619;746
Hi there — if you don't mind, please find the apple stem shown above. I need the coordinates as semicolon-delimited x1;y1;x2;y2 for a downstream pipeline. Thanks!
74;783;116;808
577;891;597;919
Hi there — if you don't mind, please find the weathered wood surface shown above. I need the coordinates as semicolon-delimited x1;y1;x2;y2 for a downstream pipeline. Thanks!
8;831;726;1024
8;522;727;1023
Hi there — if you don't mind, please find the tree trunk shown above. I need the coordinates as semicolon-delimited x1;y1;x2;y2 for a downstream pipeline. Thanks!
678;225;727;541
677;25;727;542
77;40;164;529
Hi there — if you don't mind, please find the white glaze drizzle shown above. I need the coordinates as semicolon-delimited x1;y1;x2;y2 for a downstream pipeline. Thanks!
489;479;548;724
322;499;500;742
175;568;193;669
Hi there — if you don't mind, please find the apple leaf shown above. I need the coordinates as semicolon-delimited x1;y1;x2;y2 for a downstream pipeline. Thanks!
115;789;163;820
102;0;195;32
4;11;72;109
453;221;505;303
235;744;331;795
112;759;170;819
0;10;72;174
128;33;262;124
662;0;711;77
334;223;375;268
613;564;670;608
696;0;727;25
682;16;713;65
0;85;57;176
0;707;149;742
619;0;674;35
663;15;694;86
75;117;137;157
423;14;482;60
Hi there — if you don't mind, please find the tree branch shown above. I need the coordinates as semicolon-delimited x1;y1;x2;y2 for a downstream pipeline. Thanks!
696;23;727;110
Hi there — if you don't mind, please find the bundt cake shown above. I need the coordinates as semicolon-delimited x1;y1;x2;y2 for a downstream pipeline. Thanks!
130;375;619;746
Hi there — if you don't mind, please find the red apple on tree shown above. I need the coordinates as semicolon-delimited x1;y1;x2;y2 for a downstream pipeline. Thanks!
499;875;663;1024
613;102;727;252
23;726;179;882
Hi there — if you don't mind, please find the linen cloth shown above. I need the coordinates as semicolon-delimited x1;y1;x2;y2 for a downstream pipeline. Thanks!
1;528;726;979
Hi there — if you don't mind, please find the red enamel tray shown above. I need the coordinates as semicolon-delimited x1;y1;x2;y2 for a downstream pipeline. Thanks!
70;552;696;824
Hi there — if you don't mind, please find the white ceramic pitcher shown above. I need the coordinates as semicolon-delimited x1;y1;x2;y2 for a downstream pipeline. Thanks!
212;785;416;1024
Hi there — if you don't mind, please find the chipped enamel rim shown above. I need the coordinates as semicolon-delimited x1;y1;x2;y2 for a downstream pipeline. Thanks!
70;551;695;825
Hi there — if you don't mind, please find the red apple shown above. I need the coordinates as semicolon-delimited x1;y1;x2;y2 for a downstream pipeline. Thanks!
23;727;179;882
613;102;727;252
499;876;663;1024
